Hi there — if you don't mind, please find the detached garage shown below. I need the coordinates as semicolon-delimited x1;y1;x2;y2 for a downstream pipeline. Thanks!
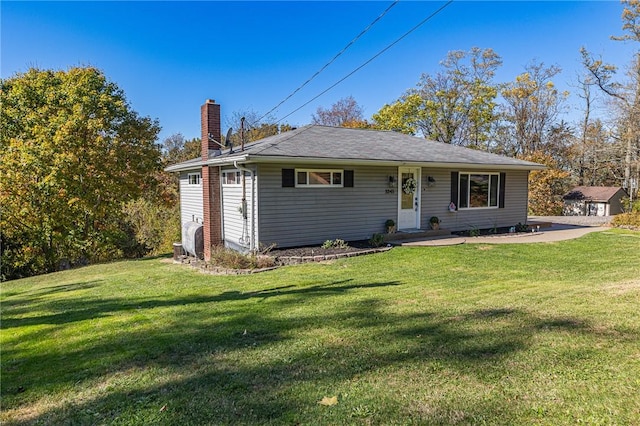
563;186;627;216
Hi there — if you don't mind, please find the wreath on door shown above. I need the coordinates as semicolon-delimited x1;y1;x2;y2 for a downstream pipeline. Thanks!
402;177;417;194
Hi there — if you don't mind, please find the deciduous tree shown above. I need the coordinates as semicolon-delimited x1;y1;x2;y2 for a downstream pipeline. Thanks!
372;93;424;135
227;110;292;147
373;47;501;147
580;0;640;200
312;96;364;127
0;67;160;280
521;151;571;215
499;62;569;156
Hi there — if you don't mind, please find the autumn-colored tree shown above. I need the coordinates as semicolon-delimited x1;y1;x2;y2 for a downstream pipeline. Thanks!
521;151;571;215
568;118;621;186
225;110;293;147
162;133;200;165
499;62;569;156
373;48;501;147
580;0;640;201
312;96;364;127
123;133;200;256
372;93;424;135
0;67;161;280
341;119;372;129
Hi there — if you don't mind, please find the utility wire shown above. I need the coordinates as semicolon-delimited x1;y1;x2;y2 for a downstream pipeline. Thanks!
276;0;454;124
255;0;399;124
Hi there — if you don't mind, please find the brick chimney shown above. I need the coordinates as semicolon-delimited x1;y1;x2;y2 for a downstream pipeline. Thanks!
201;99;221;159
201;99;222;260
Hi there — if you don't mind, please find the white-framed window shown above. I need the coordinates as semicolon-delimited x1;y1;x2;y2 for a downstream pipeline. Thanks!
187;173;201;185
222;170;242;185
458;172;500;208
295;169;343;187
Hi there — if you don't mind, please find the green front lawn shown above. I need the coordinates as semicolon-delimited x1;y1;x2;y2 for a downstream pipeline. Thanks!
2;230;639;425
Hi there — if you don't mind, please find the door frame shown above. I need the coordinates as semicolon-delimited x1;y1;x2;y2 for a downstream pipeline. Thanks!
397;166;421;230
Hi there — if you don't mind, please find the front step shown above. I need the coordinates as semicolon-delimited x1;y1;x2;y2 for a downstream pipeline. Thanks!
527;221;553;230
383;228;451;242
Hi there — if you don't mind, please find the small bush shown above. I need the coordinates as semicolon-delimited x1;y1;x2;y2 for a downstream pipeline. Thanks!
321;239;349;249
369;233;385;247
208;246;275;269
621;197;640;213
255;255;276;269
612;212;640;229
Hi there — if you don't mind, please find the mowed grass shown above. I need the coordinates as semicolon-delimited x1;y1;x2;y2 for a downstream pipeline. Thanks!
1;230;639;425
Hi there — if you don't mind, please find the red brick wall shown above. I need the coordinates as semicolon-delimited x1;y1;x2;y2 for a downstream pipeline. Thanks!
201;100;222;260
202;165;222;260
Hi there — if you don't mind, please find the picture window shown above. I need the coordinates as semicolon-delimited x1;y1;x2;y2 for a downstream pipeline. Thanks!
295;169;344;187
458;172;500;208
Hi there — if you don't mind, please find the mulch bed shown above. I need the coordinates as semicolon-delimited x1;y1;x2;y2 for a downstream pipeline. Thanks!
270;240;393;265
174;240;392;274
269;240;379;257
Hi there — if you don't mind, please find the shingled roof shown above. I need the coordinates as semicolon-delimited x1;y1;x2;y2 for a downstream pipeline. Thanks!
563;186;626;202
166;125;545;172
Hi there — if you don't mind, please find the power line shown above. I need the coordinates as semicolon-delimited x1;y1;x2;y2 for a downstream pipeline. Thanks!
255;0;399;124
276;0;454;124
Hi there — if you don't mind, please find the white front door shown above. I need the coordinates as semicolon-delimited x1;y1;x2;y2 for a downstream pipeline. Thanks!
398;167;421;230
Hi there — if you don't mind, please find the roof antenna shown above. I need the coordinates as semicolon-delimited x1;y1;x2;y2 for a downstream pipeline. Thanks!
207;133;224;148
240;117;245;151
225;127;234;154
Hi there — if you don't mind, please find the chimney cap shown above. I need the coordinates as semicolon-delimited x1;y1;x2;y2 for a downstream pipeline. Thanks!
205;99;216;104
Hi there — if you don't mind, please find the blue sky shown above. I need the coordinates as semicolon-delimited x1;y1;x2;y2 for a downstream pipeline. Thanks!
2;1;636;142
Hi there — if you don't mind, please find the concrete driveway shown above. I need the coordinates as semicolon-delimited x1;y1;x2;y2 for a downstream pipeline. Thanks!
396;216;612;247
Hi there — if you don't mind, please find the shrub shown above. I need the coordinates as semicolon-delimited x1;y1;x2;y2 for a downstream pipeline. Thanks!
321;239;349;249
612;212;640;229
208;246;275;269
369;233;385;247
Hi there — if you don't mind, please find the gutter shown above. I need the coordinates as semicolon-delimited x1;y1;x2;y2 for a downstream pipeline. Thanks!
164;153;250;173
166;153;546;172
238;155;547;171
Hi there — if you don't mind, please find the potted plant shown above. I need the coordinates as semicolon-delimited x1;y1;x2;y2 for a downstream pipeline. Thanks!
385;219;396;234
429;216;441;230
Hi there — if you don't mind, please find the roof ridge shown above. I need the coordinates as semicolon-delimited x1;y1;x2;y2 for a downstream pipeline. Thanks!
246;125;315;155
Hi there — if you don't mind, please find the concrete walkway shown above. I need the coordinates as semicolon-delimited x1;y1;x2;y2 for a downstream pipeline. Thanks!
393;217;611;247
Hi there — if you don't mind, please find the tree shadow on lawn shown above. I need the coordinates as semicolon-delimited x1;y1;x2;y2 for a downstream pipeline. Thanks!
0;280;105;312
1;279;398;329
2;282;630;425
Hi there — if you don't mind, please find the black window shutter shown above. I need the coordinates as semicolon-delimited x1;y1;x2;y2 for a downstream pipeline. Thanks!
282;169;295;187
344;170;354;187
499;172;506;208
450;171;459;209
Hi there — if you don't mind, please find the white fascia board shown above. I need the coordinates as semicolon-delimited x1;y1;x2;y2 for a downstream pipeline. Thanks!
164;154;251;172
164;162;202;173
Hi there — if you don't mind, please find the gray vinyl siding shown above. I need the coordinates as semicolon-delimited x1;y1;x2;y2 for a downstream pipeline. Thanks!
221;169;255;251
420;169;529;231
257;165;530;248
257;164;397;248
179;170;204;228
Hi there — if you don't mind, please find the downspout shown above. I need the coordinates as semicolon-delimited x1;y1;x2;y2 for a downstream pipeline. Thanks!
234;160;256;252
